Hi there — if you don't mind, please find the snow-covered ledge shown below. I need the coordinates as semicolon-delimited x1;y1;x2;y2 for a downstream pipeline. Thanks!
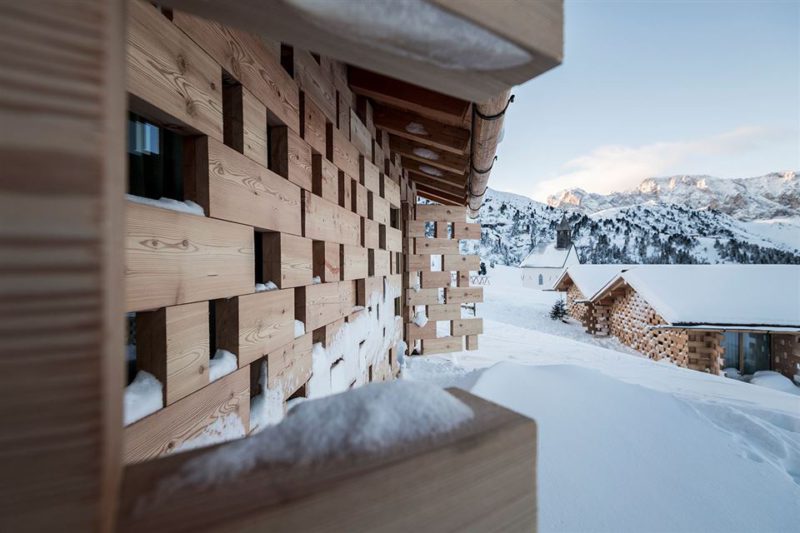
117;387;537;532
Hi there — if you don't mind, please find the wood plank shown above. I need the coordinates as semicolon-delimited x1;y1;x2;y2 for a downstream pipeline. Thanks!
341;245;369;281
422;337;463;355
136;302;210;405
407;220;429;238
270;126;313;191
360;156;381;195
407;254;433;271
451;318;484;337
313;241;341;282
409;172;468;198
421;271;453;289
127;0;222;139
261;233;313;288
382;175;401;208
352;180;369;217
406;288;441;306
381;226;403;252
427;304;461;321
356;276;385;308
361;218;380;249
415;184;464;207
373;105;470;155
442;254;480;272
267;333;313;398
446;287;484;304
350;109;373;158
312;154;339;205
465;334;479;351
216;290;295;367
242;87;269;166
415;238;459;254
303;191;361;246
301;92;327;155
327;123;360;179
296;281;357;331
123;367;249;463
390;134;469;174
125;201;253;312
408;321;438;341
369;193;390;225
452;222;482;240
338;170;353;209
185;137;302;235
171;10;299;132
415;204;467;222
370;249;391;277
404;158;466;186
293;49;337;124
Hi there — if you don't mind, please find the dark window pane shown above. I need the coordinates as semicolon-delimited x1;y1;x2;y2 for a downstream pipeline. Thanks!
722;331;740;370
742;333;771;374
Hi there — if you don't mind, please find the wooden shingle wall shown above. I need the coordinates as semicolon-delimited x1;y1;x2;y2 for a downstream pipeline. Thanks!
404;205;483;354
565;284;588;323
771;333;800;379
123;1;410;462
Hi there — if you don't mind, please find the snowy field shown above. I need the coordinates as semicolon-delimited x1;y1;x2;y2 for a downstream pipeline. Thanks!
403;265;800;533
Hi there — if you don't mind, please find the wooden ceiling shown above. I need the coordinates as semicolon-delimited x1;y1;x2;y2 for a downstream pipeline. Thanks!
349;67;472;206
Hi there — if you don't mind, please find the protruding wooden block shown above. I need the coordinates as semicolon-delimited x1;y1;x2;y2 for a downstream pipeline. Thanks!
451;318;483;337
337;169;352;209
293;49;337;124
380;226;403;252
434;222;450;239
408;321;437;341
270;126;313;191
312;154;338;204
303;190;361;246
452;222;482;240
215;290;295;367
456;271;471;287
300;92;327;155
360;156;381;194
267;333;313;398
327;123;359;178
341;245;368;280
465;335;479;351
446;287;484;304
369;249;390;277
415;238;459;254
406;288;441;306
442;254;480;272
361;218;380;249
357;276;384;307
422;336;463;355
382;174;401;208
415;204;466;222
336;92;350;135
407;220;429;238
313;241;340;282
421;271;452;289
427;304;461;320
296;281;356;331
352;180;369;217
261;233;313;288
369;193;390;225
351;111;373;158
136;301;210;405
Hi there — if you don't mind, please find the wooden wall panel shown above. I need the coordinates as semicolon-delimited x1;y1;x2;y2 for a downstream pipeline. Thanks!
303;191;361;246
443;254;480;272
381;226;403;252
360;157;381;194
186;137;302;235
352;181;369;217
427;304;461;321
261;233;313;288
415;205;466;222
351;110;373;158
327;123;360;179
362;218;380;249
270;126;313;191
452;222;482;240
415;238;459;254
125;201;254;312
422;337;463;355
341;245;369;281
446;287;484;304
421;271;452;289
313;241;341;282
370;249;391;277
293;50;337;124
301;92;327;155
242;87;269;167
312;154;339;205
267;333;313;398
297;281;356;331
451;318;484;337
370;194;391;225
382;175;401;208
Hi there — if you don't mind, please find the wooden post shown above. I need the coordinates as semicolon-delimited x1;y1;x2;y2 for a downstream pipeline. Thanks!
0;1;125;530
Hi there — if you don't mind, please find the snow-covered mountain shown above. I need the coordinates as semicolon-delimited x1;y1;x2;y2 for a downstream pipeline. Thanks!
463;177;800;267
546;171;799;221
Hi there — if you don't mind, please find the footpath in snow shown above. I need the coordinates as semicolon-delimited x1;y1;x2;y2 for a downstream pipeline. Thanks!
404;265;800;533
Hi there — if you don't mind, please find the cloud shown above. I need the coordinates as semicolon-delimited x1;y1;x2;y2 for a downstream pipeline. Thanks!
531;126;789;199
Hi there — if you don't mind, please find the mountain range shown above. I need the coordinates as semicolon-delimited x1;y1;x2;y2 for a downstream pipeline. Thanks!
463;171;800;267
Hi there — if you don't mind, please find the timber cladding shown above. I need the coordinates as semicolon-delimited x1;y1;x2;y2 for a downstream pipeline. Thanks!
122;0;417;462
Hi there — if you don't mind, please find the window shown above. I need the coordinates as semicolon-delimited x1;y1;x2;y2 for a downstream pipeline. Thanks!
538;274;543;286
127;113;184;200
721;331;771;374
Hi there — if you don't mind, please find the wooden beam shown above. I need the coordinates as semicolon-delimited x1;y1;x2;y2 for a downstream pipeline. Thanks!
403;158;466;186
415;186;464;206
407;173;467;198
389;135;468;174
373;105;470;155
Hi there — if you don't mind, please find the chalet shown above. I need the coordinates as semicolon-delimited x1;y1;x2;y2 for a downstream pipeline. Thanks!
2;1;563;531
588;265;800;379
552;264;632;323
520;215;580;289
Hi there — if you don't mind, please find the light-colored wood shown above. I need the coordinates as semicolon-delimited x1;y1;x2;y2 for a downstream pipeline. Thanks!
407;220;429;238
373;105;470;155
123;367;250;463
466;335;479;351
369;193;391;225
216;290;295;367
382;175;401;208
351;110;373;158
297;281;357;331
127;0;222;139
468;90;509;215
370;249;391;277
242;87;269;167
443;254;480;272
407;254;433;271
341;245;369;281
267;333;313;398
415;238;459;254
293;49;337;124
422;336;463;355
327;123;360;179
125;201;254;312
261;233;313;289
390;134;469;174
446;287;484;304
352;180;369;217
415;204;466;222
427;304;461;321
452;223;482;240
301;92;327;155
361;218;380;249
381;226;403;252
421;271;453;289
0;1;125;528
171;9;300;132
303;191;361;246
408;321;438;341
312;154;339;205
360;156;381;195
451;318;484;337
118;390;537;532
186;137;302;235
270;126;313;192
313;241;341;282
407;288;441;306
136;302;211;405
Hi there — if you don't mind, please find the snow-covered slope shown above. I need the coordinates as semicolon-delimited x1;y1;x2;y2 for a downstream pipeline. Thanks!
547;171;799;221
467;184;800;267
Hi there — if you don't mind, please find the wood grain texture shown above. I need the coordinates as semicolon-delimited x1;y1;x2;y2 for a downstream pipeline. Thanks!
352;181;369;217
327;123;360;179
350;110;373;158
313;241;340;282
415;238;459;255
303;191;361;247
361;218;380;249
451;318;484;337
446;287;484;304
125;201;254;312
421;271;453;289
242;87;269;167
267;333;313;398
381;226;403;252
123;367;249;463
360;156;381;195
452;222;481;240
296;281;357;331
369;249;391;277
442;254;480;272
261;233;313;289
127;0;223;139
406;289;441;306
426;304;461;321
341;245;368;281
293;49;337;124
422;336;463;355
312;154;339;205
369;194;391;226
382;175;401;208
415;204;467;222
270;126;313;192
301;92;327;156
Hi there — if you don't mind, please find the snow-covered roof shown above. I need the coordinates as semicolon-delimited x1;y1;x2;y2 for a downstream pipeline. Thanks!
520;243;574;268
554;264;633;298
594;265;800;328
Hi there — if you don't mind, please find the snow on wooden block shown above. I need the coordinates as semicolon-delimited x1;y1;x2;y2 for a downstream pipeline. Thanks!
407;288;441;306
136;301;210;405
381;174;401;208
369;249;391;277
380;226;403;252
303;191;361;246
442;254;480;272
415;204;466;222
297;281;357;332
421;271;452;289
267;333;313;398
446;287;483;304
407;219;428;238
357;276;384;307
361;218;380;249
408;320;437;341
261;233;313;289
123;366;249;463
422;336;463;355
327;122;360;179
451;318;484;337
215;290;295;367
341;244;368;280
301;92;328;156
452;223;481;240
369;193;391;226
125;201;253;312
313;241;341;282
270;126;313;192
171;10;299;133
351;112;373;159
360;156;381;195
415;238;459;255
351;180;369;217
407;254;433;271
185;137;302;235
312;154;339;204
427;304;461;321
465;335;479;351
127;0;222;141
386;274;403;296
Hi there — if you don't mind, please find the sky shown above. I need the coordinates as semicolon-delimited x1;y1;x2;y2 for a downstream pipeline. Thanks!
492;0;800;201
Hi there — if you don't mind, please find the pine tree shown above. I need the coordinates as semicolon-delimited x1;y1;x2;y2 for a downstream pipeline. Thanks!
549;299;567;321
